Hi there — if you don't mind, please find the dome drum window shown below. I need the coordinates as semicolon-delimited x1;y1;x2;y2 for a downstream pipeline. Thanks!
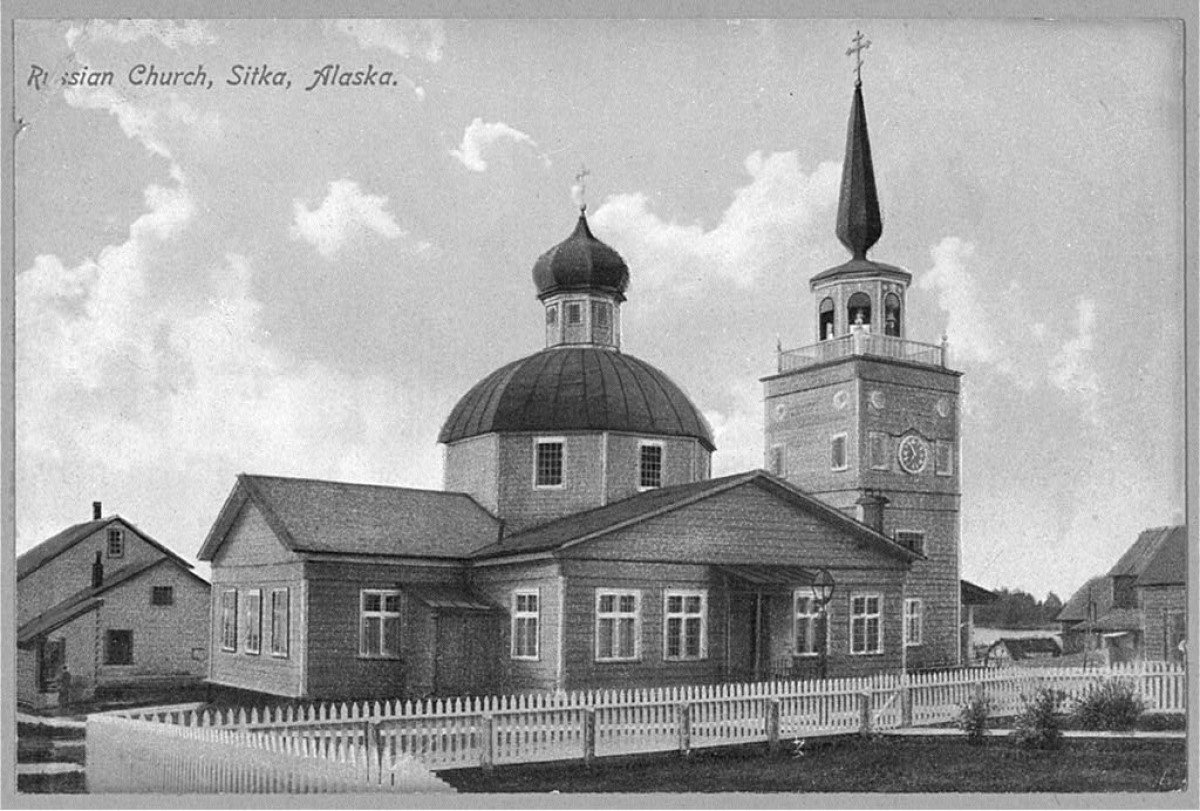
534;438;565;488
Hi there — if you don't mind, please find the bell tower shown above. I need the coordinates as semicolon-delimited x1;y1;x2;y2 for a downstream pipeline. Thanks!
763;37;963;670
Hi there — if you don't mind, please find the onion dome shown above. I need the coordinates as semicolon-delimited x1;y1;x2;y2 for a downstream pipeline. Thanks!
532;214;630;301
438;346;715;451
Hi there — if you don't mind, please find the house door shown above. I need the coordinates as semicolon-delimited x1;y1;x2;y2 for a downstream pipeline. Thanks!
728;592;769;681
38;638;64;693
434;611;497;696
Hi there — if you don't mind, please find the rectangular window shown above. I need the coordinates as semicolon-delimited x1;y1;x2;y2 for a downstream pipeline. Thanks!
769;445;786;477
105;630;133;665
639;442;663;489
566;301;582;325
244;589;262;655
663;590;707;660
595;590;640;661
360;590;402;658
793;593;831;656
850;594;883;655
107;528;124;557
151;585;174;606
545;305;558;326
535;439;564;488
869;432;890;470
895;530;925;555
935;441;954;476
38;639;64;692
831;433;848;471
905;598;923;646
270;588;290;657
220;590;238;652
511;590;540;660
591;300;610;327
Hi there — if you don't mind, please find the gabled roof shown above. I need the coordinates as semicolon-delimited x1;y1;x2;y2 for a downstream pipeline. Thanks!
472;469;920;563
1108;526;1179;578
17;515;196;582
961;580;999;605
1092;608;1143;633
1057;575;1111;623
197;474;501;562
1135;525;1187;587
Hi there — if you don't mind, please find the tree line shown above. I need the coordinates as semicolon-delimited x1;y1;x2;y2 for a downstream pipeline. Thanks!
974;588;1064;629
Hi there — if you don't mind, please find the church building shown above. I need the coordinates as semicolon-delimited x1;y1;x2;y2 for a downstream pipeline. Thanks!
198;68;969;701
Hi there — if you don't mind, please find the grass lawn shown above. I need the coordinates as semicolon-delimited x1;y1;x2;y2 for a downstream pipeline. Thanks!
440;736;1188;794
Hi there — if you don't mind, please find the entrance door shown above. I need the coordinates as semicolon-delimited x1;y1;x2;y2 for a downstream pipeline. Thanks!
727;592;770;681
37;638;64;693
434;611;498;696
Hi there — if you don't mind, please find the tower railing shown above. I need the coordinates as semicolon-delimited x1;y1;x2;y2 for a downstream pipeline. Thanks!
777;330;946;373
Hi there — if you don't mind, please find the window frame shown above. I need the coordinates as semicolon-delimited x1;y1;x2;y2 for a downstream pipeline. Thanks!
244;588;262;655
769;444;786;477
594;589;641;662
868;431;890;471
220;589;238;652
150;585;174;606
935;440;954;477
104;629;134;666
511;589;541;660
106;528;124;558
638;440;664;491
850;593;884;655
793;592;832;657
269;588;290;658
904;598;923;647
894;530;926;556
359;589;402;659
663;589;708;661
831;432;849;471
533;437;566;489
565;300;583;326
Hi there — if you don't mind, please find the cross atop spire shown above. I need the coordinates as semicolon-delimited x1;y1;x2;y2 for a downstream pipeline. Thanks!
572;165;591;213
846;30;871;85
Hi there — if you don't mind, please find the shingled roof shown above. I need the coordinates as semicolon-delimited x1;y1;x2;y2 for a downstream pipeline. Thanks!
1107;526;1179;578
1056;575;1111;623
1135;525;1186;587
197;474;501;561
17;515;195;582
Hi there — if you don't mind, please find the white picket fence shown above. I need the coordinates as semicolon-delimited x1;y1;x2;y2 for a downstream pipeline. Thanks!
111;662;1184;779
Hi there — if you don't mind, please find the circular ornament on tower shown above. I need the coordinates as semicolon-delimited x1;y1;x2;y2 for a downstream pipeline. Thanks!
936;397;951;418
869;389;885;410
897;435;929;474
833;389;849;410
774;403;788;422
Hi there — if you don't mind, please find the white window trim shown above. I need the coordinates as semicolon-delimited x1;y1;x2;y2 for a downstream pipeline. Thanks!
359;589;402;660
850;593;884;655
269;588;290;658
895;529;926;556
663;589;708;661
244;588;262;655
905;598;923;647
595;589;641;662
831;432;849;472
565;299;585;327
107;528;124;558
793;592;832;657
533;436;567;490
637;440;665;491
220;589;238;652
511;589;541;661
868;431;890;471
935;440;954;477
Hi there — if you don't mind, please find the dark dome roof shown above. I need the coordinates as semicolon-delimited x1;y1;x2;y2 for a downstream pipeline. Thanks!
532;214;629;300
439;347;714;450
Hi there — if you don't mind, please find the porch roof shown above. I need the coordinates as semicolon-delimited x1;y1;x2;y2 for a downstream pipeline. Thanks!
716;564;815;588
404;583;496;612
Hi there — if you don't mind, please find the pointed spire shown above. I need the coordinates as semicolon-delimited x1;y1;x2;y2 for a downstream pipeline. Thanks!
836;34;882;261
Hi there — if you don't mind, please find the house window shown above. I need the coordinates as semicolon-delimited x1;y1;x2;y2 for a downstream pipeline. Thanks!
905;598;923;646
105;630;133;665
270;588;289;657
360;590;402;658
535;439;564;488
545;304;558;326
793;594;830;656
151;586;174;606
511;590;540;660
664;590;707;660
831;433;848;471
38;639;64;692
847;291;872;329
596;590;640;661
869;432;889;470
819;297;836;340
769;445;786;477
935;441;954;476
639;442;663;489
244;589;262;655
895;530;925;556
592;300;610;327
220;590;238;652
884;292;902;336
566;301;582;325
850;594;883;655
107;528;124;557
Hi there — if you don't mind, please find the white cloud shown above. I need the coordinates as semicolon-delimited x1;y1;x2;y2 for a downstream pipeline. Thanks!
290;179;425;259
590;152;841;291
1048;297;1100;423
334;19;445;62
66;19;215;50
705;385;765;475
449;118;541;172
917;237;1010;370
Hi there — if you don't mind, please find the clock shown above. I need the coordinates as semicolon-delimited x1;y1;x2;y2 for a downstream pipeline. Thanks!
897;435;929;474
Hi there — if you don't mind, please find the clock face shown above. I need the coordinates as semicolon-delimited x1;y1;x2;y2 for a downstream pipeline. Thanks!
897;435;929;474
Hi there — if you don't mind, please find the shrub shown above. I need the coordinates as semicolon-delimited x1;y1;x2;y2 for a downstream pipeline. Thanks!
1011;688;1065;750
956;692;992;745
1072;679;1145;731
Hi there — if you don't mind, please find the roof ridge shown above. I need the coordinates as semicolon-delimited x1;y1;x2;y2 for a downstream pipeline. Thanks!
242;472;474;499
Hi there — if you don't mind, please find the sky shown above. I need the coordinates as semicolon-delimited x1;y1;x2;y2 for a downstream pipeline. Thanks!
10;16;1188;602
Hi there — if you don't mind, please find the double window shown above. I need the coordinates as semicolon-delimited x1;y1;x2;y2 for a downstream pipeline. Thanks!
220;590;238;651
663;590;706;660
850;594;883;655
535;438;565;488
904;598;923;646
595;590;640;661
793;594;830;656
270;588;289;657
639;442;663;490
511;590;540;660
360;590;402;658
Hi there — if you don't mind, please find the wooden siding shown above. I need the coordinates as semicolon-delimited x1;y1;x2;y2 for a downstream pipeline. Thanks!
496;433;607;532
469;561;562;693
1141;585;1186;662
603;434;709;504
443;434;500;513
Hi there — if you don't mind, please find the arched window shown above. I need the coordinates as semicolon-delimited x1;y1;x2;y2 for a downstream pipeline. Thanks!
847;292;872;330
819;298;836;340
884;293;901;337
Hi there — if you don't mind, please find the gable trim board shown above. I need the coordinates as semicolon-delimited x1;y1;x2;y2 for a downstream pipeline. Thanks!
17;515;197;582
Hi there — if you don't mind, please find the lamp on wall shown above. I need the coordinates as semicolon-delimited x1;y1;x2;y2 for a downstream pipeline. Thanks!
811;568;836;680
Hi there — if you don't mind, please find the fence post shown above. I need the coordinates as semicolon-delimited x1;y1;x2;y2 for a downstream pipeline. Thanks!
766;698;781;755
581;709;595;767
858;691;873;737
480;714;495;773
900;681;913;728
678;703;692;757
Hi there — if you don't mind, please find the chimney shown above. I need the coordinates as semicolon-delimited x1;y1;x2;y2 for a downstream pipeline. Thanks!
93;501;102;520
92;551;104;588
856;492;889;534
